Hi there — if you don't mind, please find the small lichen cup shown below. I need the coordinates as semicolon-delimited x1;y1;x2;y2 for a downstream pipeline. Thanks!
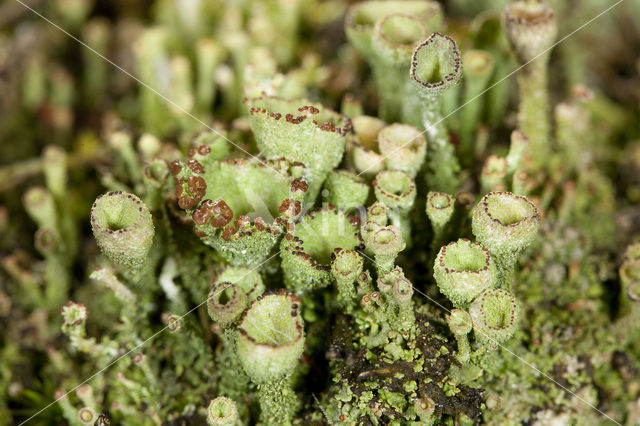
236;290;305;425
469;288;520;347
331;249;364;311
447;308;473;363
90;191;155;272
433;239;496;308
365;225;406;274
377;123;427;178
471;191;540;288
207;282;249;329
280;206;362;293
207;396;239;426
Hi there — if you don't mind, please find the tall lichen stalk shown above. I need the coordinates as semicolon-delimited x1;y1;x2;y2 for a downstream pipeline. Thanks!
502;0;557;169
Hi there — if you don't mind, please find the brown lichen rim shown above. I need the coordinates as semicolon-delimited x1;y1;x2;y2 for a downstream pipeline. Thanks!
480;191;540;228
143;158;170;183
216;217;285;242
60;301;88;326
90;191;147;236
208;281;243;313
410;32;461;90
438;238;491;274
369;226;401;248
428;192;453;210
284;205;364;272
372;170;416;202
184;157;308;236
207;397;235;421
375;13;427;50
368;202;387;217
502;1;555;28
475;288;518;332
243;94;353;137
392;277;414;302
377;266;404;293
237;289;303;349
332;249;363;277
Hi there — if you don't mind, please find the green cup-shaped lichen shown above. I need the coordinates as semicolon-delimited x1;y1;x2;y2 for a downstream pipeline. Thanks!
332;249;364;287
214;265;265;302
90;191;155;271
373;14;427;65
345;1;441;57
373;170;417;212
447;308;472;363
78;407;95;425
23;186;57;230
619;243;640;316
143;158;170;210
332;249;364;310
502;0;557;63
472;191;540;255
470;288;520;346
378;124;427;178
367;203;388;227
502;1;556;167
392;276;415;332
42;145;67;199
346;1;441;123
236;292;305;425
323;170;370;211
207;282;249;329
366;225;406;274
506;129;529;174
414;396;436;424
411;32;461;97
426;191;454;233
480;155;507;193
459;50;494;160
236;291;304;383
448;308;473;335
410;32;462;193
434;239;495;307
377;266;405;296
173;157;308;268
349;116;386;178
244;95;351;200
620;243;640;285
371;14;428;122
144;158;169;184
281;207;362;293
393;276;413;303
207;396;238;426
360;219;382;244
352;116;386;150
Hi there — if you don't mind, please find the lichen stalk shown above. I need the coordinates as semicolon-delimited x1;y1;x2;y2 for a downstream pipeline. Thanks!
410;33;463;193
502;0;557;169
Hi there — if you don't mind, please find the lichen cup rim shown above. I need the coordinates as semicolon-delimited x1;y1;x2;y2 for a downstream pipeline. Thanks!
90;191;147;235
